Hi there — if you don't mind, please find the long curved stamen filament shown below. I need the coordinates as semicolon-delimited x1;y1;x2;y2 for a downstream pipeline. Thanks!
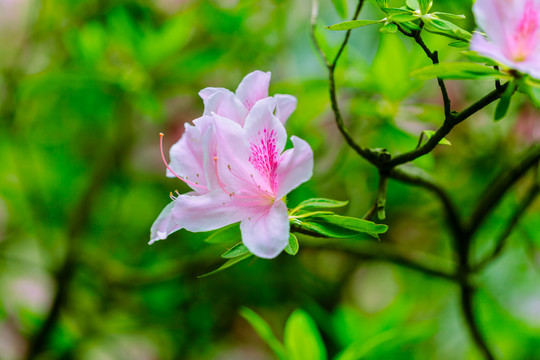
160;133;207;191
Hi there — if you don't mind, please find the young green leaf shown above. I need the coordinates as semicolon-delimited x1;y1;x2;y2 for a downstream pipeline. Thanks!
460;51;499;66
411;63;509;80
293;198;349;211
406;0;420;10
198;253;252;278
448;41;469;48
418;0;433;13
424;18;472;41
494;82;517;121
240;308;288;360
380;23;398;33
203;223;241;244
421;130;452;146
326;19;382;31
284;310;327;360
388;13;419;23
312;215;388;235
432;12;466;20
284;234;299;255
294;220;360;238
331;0;348;18
221;242;250;259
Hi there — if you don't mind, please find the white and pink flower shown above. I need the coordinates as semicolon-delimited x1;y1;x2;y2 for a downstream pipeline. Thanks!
470;0;540;78
150;72;313;259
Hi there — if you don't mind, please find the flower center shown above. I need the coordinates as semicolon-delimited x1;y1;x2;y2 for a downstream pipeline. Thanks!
248;128;280;191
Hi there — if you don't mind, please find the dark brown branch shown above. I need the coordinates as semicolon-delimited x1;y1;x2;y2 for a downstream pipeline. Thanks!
473;181;540;272
460;284;496;360
468;146;540;236
386;83;508;168
389;167;463;239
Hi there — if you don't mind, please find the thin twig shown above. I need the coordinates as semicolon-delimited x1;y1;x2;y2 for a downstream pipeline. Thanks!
310;0;379;165
398;24;452;118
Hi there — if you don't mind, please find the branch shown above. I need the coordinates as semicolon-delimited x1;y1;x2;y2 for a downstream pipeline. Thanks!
468;145;540;236
386;83;508;168
298;236;460;283
389;167;463;239
473;181;539;272
398;24;451;118
310;0;380;166
460;284;496;360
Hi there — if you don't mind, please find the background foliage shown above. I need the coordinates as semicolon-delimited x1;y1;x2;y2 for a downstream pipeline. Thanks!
1;0;539;359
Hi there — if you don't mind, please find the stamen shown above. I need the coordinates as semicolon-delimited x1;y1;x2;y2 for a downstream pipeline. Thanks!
160;133;207;191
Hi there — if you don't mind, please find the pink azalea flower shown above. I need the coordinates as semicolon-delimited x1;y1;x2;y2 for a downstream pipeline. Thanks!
470;0;540;78
199;70;298;125
150;98;313;259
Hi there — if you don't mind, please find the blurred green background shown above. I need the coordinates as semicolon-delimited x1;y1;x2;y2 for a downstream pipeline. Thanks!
1;0;539;359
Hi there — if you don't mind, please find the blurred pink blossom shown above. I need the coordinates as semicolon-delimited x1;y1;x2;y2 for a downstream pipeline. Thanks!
470;0;540;78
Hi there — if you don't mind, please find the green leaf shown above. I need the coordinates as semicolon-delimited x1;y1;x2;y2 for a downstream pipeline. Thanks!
380;23;398;33
432;12;466;20
411;63;510;80
294;220;360;238
388;13;419;23
240;308;288;360
424;18;472;41
203;223;241;244
331;0;347;18
221;243;250;259
334;330;397;360
406;0;420;10
448;41;469;48
460;51;499;65
326;19;382;31
494;82;517;121
198;253;252;278
293;198;349;211
421;130;452;146
284;310;327;360
418;0;433;13
284;234;299;255
312;215;388;235
521;77;540;108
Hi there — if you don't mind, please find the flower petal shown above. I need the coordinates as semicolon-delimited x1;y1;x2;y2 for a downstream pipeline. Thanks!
149;201;182;244
240;200;289;259
202;90;248;125
168;119;209;193
199;87;227;101
173;190;258;232
275;136;314;199
274;94;297;124
235;70;271;110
